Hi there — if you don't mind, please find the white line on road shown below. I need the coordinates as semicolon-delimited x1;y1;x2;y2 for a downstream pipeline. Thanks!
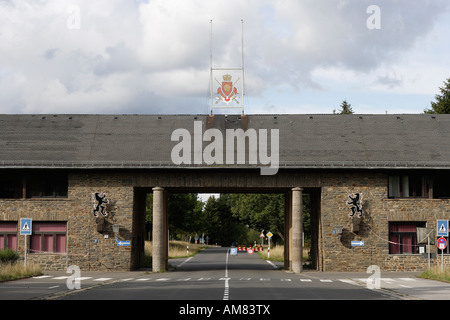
266;260;278;269
33;275;52;279
94;278;112;282
338;279;359;286
176;278;191;281
178;257;193;268
224;248;230;300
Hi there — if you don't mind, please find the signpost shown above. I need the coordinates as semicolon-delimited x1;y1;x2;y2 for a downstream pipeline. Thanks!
437;237;447;273
351;241;365;247
20;218;32;267
266;231;273;258
417;227;435;270
437;220;448;237
260;231;265;246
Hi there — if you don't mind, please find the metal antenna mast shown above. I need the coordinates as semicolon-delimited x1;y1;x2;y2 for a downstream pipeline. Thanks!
209;19;245;115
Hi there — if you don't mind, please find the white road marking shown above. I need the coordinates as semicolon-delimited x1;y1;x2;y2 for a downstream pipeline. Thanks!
224;249;230;300
94;278;112;282
338;279;359;286
155;278;170;281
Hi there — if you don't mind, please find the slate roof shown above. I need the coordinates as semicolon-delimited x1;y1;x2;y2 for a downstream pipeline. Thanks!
0;113;449;170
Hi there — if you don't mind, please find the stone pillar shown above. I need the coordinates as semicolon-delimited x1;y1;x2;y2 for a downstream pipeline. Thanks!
284;191;292;270
152;187;165;272
291;187;303;273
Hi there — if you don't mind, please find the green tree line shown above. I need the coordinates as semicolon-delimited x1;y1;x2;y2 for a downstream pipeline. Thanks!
146;193;311;247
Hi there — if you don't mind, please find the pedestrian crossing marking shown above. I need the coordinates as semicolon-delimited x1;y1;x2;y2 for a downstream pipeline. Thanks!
93;278;112;281
32;275;52;279
31;275;419;286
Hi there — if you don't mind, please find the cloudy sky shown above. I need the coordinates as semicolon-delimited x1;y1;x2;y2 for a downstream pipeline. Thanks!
1;0;449;115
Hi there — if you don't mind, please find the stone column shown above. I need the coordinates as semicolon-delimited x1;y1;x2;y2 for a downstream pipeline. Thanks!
291;187;303;273
152;187;165;272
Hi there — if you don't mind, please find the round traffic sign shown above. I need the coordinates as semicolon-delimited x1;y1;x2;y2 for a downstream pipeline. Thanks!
437;237;447;250
247;248;254;255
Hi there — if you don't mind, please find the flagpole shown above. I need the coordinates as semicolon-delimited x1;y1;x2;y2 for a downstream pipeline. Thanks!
210;19;213;115
241;19;245;115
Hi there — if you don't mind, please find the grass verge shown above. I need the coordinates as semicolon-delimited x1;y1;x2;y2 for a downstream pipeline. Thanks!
144;240;210;268
418;266;450;283
257;245;310;264
0;262;43;282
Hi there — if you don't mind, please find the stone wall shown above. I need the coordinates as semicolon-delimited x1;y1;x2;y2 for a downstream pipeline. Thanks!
0;172;135;271
320;172;450;272
1;170;449;272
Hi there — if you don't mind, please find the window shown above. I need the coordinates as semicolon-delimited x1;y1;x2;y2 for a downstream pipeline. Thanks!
0;172;68;199
0;222;17;251
27;174;68;198
30;222;66;254
389;222;425;254
0;174;23;198
433;174;450;199
388;175;430;198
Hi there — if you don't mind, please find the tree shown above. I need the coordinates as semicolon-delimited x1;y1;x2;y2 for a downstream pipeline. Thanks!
338;100;354;114
145;193;205;241
424;78;450;114
228;193;311;245
167;193;204;240
203;194;244;246
228;194;285;242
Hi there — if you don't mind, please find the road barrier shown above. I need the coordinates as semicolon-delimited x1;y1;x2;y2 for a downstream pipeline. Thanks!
236;245;264;252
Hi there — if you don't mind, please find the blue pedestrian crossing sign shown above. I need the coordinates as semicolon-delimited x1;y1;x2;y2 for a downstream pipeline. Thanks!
437;220;448;237
20;218;32;235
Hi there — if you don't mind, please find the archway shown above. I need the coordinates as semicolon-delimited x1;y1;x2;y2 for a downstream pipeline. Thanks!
131;185;321;273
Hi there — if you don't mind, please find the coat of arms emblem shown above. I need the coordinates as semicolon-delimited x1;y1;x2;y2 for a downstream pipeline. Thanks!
215;74;239;104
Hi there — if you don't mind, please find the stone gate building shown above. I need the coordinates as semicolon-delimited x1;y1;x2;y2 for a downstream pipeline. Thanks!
0;113;449;272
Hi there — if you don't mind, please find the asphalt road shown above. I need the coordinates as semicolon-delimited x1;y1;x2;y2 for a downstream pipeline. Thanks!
2;247;450;305
54;247;391;301
45;247;395;300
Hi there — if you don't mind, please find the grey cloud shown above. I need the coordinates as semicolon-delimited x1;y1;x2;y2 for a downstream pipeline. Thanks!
43;48;61;60
0;0;448;114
